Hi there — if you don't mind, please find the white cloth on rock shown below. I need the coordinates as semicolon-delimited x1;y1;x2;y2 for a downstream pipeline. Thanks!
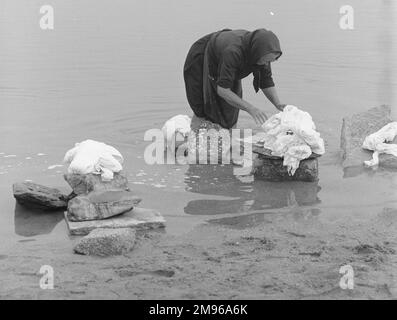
362;122;397;167
64;139;123;181
162;114;191;150
257;105;325;175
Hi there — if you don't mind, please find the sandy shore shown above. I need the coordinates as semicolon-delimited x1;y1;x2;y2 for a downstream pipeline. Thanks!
0;204;396;300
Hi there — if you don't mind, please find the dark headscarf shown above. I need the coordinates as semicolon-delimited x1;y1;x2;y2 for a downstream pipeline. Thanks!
243;28;282;66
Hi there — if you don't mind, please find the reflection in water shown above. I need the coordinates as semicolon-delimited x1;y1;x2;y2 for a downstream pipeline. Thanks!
14;203;64;237
184;165;321;224
208;207;322;230
343;165;380;179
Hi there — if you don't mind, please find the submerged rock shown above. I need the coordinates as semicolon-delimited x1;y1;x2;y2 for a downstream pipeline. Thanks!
341;105;394;169
253;147;319;182
66;190;142;222
74;228;136;256
13;182;68;210
64;173;129;195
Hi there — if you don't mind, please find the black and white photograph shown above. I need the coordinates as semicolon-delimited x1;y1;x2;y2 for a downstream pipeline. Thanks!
0;0;396;303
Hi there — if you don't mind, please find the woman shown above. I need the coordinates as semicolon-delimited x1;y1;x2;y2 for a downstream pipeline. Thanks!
184;28;286;129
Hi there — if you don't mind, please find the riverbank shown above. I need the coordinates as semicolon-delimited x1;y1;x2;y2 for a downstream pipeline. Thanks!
1;202;395;300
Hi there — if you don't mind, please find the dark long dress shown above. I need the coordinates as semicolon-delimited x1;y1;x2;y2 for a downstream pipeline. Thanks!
183;29;282;129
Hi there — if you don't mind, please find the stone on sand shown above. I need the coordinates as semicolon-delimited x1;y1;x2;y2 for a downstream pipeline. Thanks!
66;190;142;222
12;182;68;210
65;207;166;236
341;105;397;169
74;228;136;256
253;147;319;182
64;172;129;195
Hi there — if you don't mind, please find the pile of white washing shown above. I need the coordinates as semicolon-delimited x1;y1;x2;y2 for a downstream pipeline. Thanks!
64;139;123;181
253;105;325;175
162;114;192;150
362;122;397;166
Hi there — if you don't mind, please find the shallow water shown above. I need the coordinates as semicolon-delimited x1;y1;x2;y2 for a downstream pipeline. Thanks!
0;0;396;243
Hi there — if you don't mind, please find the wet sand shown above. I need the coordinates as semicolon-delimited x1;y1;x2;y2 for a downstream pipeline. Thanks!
0;204;396;299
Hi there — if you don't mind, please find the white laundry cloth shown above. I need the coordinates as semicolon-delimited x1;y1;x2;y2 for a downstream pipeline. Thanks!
362;122;397;166
162;114;192;150
64;139;123;181
256;105;325;175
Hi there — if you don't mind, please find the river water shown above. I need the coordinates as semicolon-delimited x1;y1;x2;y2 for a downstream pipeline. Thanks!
0;0;396;243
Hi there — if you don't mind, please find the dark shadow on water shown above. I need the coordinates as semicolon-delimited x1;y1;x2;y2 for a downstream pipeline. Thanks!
343;165;373;178
184;165;322;224
207;207;322;230
14;203;64;237
344;164;397;178
207;212;271;229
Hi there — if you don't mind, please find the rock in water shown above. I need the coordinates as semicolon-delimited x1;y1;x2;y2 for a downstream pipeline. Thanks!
67;190;142;221
74;228;136;256
253;153;319;182
341;105;394;169
65;207;166;236
13;182;68;210
64;173;129;195
187;117;232;164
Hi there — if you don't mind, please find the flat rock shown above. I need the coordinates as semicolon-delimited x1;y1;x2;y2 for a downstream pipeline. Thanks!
64;172;129;195
66;190;142;222
74;228;136;256
13;182;68;210
253;155;319;182
65;207;166;236
341;105;396;169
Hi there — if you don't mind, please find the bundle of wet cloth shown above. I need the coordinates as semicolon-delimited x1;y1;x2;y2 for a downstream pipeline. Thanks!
254;105;325;175
362;122;397;167
162;114;192;150
64;139;123;181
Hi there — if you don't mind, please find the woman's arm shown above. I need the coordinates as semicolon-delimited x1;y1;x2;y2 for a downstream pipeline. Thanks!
217;86;268;125
261;86;286;111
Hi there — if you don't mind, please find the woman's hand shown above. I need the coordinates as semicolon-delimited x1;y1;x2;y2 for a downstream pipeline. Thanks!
247;106;268;126
276;104;287;111
217;86;268;126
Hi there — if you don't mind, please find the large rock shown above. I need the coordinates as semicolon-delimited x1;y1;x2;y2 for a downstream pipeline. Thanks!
252;147;320;182
74;228;136;256
66;190;142;222
379;152;397;169
187;117;232;164
13;182;68;210
65;207;166;236
64;173;129;195
341;105;396;169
